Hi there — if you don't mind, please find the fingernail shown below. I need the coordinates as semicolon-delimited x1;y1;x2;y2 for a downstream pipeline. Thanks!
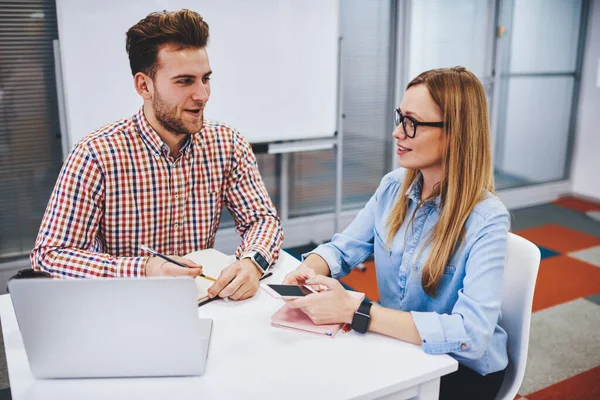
208;293;214;298
305;279;314;284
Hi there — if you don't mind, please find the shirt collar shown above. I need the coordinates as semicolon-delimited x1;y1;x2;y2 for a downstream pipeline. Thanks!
405;173;442;208
134;107;193;159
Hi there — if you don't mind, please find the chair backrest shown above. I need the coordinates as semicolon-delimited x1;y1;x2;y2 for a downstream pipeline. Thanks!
495;233;541;400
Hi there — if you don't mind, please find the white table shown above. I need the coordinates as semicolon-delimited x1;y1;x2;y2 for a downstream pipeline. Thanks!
0;251;457;400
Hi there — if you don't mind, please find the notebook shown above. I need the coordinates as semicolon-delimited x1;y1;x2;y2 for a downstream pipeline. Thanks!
183;248;235;305
270;291;365;337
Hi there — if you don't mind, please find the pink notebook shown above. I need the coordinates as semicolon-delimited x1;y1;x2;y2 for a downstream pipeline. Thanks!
270;291;365;338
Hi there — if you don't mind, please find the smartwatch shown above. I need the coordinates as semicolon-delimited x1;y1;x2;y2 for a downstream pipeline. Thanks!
351;300;373;334
242;251;270;275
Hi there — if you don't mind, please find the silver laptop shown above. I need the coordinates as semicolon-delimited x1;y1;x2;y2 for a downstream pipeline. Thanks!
8;277;212;379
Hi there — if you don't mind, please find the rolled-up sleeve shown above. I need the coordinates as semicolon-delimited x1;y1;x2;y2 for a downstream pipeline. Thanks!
31;144;147;278
411;210;510;361
303;176;396;279
226;132;283;267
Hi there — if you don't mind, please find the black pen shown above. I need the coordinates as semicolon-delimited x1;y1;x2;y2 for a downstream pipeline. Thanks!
260;271;273;281
140;245;217;282
198;270;274;307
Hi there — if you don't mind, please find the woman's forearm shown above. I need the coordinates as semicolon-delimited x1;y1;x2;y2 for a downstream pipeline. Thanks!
303;253;332;276
369;305;422;345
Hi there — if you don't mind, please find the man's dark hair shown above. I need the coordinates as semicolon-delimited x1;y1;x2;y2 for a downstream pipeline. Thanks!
125;9;209;78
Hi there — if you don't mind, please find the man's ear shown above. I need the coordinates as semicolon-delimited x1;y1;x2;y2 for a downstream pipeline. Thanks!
134;72;153;100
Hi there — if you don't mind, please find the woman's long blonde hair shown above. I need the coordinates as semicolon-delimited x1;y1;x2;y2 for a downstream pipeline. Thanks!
386;66;494;297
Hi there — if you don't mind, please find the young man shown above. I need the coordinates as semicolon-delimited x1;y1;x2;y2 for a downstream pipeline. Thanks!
31;9;283;301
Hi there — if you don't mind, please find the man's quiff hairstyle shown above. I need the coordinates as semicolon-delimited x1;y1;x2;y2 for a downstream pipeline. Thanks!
126;9;209;78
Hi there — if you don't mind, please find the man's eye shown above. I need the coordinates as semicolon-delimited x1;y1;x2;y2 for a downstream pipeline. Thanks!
202;77;211;83
177;79;191;85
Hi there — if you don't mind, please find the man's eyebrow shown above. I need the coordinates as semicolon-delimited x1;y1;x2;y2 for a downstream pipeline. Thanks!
170;71;212;80
170;74;195;80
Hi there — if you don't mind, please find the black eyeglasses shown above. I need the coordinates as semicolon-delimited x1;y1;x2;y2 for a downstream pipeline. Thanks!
394;108;444;138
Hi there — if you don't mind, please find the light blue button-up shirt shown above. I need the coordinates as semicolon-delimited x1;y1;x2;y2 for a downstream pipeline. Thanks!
307;169;510;375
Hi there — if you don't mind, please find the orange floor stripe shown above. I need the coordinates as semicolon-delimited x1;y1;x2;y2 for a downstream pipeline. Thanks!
532;255;600;312
553;196;600;213
340;261;380;302
526;365;600;400
516;224;600;253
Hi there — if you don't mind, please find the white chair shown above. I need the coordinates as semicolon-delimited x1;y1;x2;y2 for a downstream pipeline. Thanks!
495;233;541;400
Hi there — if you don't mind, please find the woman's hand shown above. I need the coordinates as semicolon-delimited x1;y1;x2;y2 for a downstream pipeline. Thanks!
287;276;362;325
282;263;317;286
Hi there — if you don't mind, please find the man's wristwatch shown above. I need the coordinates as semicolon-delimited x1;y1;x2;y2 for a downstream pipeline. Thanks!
351;300;373;334
242;251;270;276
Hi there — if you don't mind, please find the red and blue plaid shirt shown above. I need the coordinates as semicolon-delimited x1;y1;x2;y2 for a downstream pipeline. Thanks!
31;108;283;278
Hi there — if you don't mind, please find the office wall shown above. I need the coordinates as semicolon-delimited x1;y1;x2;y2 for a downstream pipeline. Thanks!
572;0;600;200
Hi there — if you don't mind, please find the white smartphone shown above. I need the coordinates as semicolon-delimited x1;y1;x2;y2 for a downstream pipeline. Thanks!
261;283;318;299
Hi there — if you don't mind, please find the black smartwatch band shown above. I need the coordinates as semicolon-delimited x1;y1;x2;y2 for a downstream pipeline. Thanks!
351;300;373;334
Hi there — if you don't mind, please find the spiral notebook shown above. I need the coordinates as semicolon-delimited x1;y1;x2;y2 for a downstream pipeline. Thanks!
270;291;365;337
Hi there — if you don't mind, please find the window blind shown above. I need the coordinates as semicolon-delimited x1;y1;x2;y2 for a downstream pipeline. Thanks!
0;0;63;259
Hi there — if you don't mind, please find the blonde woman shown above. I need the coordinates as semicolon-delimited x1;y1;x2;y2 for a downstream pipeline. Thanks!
283;67;509;399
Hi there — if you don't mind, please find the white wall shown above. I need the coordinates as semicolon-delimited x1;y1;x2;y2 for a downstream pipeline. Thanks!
572;0;600;200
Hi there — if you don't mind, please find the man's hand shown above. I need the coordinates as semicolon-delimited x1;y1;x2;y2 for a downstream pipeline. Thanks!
145;256;203;277
207;258;262;300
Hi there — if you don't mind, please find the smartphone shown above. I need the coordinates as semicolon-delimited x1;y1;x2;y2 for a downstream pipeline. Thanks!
261;283;318;299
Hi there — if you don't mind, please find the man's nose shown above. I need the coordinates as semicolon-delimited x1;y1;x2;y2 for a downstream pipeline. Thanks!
192;82;210;102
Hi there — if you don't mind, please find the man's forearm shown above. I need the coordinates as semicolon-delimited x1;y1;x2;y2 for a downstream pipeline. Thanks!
31;246;147;278
236;215;283;267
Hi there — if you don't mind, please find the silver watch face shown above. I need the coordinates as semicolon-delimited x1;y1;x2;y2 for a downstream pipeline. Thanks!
247;252;268;271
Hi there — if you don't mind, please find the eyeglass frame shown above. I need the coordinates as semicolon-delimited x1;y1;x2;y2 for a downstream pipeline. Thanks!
393;108;444;138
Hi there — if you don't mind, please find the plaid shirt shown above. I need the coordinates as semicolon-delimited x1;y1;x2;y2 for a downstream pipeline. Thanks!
31;108;283;278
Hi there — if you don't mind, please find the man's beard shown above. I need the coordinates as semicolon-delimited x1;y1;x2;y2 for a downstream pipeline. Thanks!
153;91;203;136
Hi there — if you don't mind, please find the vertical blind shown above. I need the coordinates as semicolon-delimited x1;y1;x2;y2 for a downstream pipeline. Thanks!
0;0;63;259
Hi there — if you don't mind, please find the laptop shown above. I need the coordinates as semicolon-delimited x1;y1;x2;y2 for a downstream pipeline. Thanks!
8;276;212;379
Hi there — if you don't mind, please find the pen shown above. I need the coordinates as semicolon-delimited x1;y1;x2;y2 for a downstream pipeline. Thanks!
260;271;273;281
140;245;217;282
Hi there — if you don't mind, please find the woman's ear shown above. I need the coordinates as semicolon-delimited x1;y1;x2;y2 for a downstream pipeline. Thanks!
134;72;153;100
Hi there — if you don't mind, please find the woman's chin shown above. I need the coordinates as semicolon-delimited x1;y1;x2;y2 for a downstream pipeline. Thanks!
397;157;415;169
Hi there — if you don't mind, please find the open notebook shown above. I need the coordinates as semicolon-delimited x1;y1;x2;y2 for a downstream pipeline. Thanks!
271;291;365;338
184;249;235;305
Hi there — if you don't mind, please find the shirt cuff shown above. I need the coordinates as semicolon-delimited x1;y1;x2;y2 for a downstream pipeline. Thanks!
116;257;147;277
411;311;472;354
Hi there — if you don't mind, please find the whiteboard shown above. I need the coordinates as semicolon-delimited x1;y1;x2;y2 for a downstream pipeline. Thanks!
56;0;339;146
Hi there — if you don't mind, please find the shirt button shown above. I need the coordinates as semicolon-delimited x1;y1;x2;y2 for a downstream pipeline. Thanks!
174;223;179;228
174;251;178;255
460;343;468;350
174;195;179;199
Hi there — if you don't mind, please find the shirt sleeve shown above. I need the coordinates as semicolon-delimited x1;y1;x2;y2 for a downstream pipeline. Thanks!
304;175;395;279
410;210;510;361
30;143;147;278
225;132;283;267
